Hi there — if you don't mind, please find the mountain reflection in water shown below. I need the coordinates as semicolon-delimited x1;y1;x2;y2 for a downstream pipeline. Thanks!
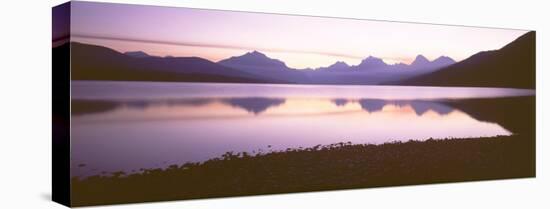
72;97;460;117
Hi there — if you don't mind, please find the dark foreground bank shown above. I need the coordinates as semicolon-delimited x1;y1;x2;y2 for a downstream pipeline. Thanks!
72;133;535;206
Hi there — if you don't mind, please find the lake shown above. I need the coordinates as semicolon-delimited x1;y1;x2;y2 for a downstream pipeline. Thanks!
70;81;535;177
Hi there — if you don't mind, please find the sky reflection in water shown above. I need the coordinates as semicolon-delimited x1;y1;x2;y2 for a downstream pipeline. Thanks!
71;96;515;177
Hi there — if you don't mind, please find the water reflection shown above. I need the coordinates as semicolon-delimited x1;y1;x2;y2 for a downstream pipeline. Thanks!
73;97;458;117
354;99;453;115
332;98;348;107
71;96;514;177
72;98;288;116
220;98;286;114
358;99;386;113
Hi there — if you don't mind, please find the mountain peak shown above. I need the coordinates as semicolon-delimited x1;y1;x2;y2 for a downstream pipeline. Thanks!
434;55;453;60
318;61;350;71
218;50;288;70
315;61;350;71
412;54;430;64
246;50;267;57
432;56;456;65
331;61;349;67
363;55;383;61
415;54;428;59
124;51;150;58
354;56;387;70
407;54;455;70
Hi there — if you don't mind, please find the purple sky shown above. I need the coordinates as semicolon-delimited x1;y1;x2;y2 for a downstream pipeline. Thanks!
70;1;528;69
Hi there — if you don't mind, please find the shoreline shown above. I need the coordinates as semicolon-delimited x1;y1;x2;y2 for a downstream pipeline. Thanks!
72;134;535;206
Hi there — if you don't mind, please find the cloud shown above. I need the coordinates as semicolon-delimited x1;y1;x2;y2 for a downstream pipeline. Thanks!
72;34;368;60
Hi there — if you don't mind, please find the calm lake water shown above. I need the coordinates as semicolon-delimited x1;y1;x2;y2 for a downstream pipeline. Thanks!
71;81;535;177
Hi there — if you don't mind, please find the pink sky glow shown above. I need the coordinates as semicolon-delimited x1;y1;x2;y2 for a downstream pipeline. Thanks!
70;1;529;69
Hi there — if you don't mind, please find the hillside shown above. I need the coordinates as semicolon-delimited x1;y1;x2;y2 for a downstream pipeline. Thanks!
393;31;535;89
61;42;274;83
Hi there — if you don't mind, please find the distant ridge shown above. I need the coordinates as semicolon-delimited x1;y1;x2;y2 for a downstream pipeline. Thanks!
53;38;532;88
124;51;151;58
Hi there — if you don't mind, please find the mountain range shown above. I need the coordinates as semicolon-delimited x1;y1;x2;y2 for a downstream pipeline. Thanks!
315;55;455;72
55;31;535;89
